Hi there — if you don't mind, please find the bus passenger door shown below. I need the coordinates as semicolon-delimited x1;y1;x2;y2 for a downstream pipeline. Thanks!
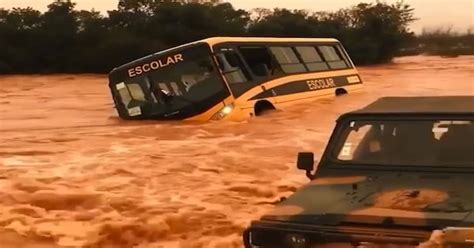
214;47;274;108
237;46;282;100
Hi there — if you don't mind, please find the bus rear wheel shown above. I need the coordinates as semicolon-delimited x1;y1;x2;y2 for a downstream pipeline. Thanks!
254;100;276;116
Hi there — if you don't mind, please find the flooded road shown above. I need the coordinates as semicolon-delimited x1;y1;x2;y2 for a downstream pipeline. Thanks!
0;56;473;247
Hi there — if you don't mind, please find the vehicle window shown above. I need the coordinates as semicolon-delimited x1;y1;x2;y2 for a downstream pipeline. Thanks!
216;48;257;97
318;45;349;70
115;76;150;108
269;47;307;74
113;76;154;117
116;83;132;107
239;46;282;78
295;46;329;72
148;54;224;102
127;83;146;101
113;45;229;119
338;125;372;160
335;120;474;167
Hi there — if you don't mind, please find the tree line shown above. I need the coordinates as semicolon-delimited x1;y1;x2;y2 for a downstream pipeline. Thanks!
0;0;416;74
400;27;474;57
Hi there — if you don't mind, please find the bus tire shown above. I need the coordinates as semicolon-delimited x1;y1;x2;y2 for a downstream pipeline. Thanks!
335;88;348;96
254;100;276;116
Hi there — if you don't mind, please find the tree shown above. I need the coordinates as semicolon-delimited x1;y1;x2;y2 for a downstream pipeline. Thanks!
346;1;416;63
248;1;415;64
248;9;319;37
37;0;79;72
0;7;42;73
0;0;416;73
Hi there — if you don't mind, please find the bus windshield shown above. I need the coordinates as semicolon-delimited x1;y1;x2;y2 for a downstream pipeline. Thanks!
110;44;229;119
334;119;474;167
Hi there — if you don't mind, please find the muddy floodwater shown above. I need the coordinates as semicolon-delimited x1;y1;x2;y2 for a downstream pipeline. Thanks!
0;56;473;248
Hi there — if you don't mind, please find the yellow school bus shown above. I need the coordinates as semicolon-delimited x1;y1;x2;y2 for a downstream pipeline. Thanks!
108;37;363;121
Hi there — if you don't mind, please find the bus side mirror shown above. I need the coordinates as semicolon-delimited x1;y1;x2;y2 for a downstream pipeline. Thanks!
297;152;315;180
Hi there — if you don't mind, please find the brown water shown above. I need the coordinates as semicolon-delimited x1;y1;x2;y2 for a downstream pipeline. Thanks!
0;56;473;248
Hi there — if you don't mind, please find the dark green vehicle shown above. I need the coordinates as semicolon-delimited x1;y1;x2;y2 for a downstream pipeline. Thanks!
244;96;474;248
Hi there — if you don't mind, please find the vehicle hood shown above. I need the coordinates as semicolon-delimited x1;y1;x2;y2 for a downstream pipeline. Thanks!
262;172;474;228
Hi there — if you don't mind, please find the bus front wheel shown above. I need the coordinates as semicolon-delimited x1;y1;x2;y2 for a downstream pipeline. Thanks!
335;88;348;96
254;100;276;116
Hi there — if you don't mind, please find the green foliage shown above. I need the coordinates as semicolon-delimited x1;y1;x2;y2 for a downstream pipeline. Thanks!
0;0;416;74
248;9;319;37
0;7;42;73
248;1;416;64
347;2;416;63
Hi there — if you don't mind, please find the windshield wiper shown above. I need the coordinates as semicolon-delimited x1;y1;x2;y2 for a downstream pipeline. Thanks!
168;93;196;105
153;89;196;106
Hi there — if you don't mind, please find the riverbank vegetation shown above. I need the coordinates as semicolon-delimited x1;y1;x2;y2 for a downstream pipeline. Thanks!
399;28;474;57
1;0;416;73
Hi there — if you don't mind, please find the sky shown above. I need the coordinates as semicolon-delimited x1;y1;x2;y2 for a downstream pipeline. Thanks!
0;0;472;33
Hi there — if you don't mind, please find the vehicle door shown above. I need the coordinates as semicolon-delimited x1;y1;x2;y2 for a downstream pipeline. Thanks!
214;45;278;105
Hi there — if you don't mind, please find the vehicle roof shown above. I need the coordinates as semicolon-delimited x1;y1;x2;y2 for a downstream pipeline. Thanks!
343;96;474;117
202;37;339;46
109;37;340;75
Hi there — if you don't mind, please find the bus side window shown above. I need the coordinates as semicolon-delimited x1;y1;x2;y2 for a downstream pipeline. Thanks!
318;45;350;70
295;46;330;72
239;46;282;78
269;47;307;74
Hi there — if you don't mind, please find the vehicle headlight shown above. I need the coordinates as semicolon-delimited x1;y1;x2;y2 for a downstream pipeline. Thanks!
284;233;308;248
211;104;234;120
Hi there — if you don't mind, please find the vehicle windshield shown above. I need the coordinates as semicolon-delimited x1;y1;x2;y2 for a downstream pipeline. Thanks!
111;44;229;119
334;119;474;167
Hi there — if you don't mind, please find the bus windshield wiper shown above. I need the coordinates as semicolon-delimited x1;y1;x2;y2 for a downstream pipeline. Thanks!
152;88;196;106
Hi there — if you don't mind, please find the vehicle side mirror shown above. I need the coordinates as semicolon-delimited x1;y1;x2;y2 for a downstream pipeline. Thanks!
297;152;315;180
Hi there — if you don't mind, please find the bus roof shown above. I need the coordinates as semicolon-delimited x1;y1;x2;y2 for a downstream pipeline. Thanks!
203;37;339;46
110;37;340;74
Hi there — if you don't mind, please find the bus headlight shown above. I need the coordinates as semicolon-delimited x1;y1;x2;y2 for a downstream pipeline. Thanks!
211;104;234;120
